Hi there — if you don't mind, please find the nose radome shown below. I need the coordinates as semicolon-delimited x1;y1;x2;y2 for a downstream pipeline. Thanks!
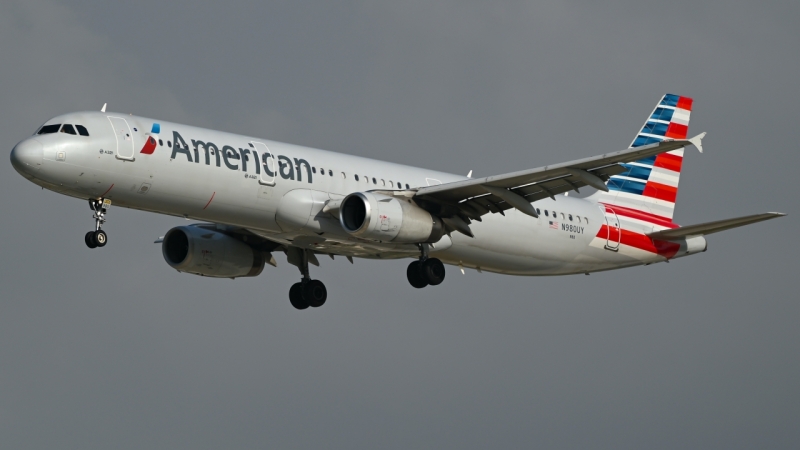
10;138;43;176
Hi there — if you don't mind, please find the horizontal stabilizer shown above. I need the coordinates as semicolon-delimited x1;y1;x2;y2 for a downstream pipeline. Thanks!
648;212;785;240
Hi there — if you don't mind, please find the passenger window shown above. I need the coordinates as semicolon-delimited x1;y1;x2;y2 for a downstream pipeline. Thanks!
329;170;333;177
561;213;565;219
37;124;61;135
372;177;377;184
354;174;359;181
405;184;410;189
320;167;324;174
584;217;589;224
552;211;556;217
167;141;172;147
158;139;163;146
577;216;582;223
341;172;346;179
569;214;573;221
312;167;317;174
536;208;541;215
389;181;394;187
381;179;385;186
75;125;90;136
545;210;549;217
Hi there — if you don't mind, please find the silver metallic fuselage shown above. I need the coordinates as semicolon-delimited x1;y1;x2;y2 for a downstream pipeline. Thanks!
10;111;706;276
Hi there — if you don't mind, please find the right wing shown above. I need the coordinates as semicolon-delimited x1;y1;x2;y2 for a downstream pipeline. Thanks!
404;133;705;226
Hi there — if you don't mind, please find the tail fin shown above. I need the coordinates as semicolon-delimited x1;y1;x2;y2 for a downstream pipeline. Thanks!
593;94;693;221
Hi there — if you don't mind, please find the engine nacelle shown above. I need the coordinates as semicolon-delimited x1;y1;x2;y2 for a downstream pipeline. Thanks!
339;192;444;243
162;226;265;278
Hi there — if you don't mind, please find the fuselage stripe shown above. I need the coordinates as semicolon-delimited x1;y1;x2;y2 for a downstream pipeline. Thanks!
596;224;680;258
601;203;678;228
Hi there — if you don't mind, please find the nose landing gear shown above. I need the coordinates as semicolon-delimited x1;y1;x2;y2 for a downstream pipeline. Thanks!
407;243;445;288
85;199;111;249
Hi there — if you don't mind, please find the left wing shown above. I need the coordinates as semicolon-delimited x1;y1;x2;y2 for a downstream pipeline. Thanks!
408;134;705;225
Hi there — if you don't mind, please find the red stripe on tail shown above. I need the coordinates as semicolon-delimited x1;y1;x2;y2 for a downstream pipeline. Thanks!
677;96;693;111
654;153;683;172
643;181;678;203
665;122;688;139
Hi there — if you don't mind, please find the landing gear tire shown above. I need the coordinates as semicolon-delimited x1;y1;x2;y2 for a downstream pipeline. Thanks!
303;280;327;308
407;261;429;289
94;230;108;247
86;198;110;249
421;258;445;286
85;231;98;249
289;283;309;310
286;247;328;310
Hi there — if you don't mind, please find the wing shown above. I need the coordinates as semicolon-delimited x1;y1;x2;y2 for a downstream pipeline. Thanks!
407;134;705;227
647;212;785;240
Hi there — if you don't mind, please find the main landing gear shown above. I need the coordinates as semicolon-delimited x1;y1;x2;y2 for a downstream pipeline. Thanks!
85;198;111;249
407;244;445;289
287;247;327;310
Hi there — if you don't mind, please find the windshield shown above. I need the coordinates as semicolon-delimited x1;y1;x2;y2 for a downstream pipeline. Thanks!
37;124;61;135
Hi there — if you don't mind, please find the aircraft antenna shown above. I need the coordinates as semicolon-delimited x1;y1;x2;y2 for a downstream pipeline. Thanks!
101;103;107;113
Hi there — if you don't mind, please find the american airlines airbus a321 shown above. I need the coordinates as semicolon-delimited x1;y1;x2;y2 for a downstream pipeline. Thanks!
10;94;785;309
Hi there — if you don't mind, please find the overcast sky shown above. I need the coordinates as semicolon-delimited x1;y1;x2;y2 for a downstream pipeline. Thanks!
1;1;798;448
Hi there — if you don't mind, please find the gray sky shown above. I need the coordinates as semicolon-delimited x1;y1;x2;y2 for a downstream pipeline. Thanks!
1;1;798;448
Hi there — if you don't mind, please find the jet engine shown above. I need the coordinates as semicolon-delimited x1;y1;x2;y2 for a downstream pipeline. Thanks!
162;225;265;278
339;192;444;243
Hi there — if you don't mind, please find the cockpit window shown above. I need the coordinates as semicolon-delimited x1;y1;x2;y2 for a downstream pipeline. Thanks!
75;125;89;136
37;124;61;135
60;124;77;135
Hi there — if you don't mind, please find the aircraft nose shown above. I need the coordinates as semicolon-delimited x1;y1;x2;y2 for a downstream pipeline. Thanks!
10;138;43;176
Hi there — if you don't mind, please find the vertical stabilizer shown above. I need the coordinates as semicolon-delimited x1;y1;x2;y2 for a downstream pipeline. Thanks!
593;94;693;221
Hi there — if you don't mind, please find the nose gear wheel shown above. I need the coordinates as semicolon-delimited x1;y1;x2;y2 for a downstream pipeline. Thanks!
85;199;111;249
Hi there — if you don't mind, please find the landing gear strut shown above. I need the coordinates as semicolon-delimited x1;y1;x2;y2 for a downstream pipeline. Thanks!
85;198;110;249
407;244;445;288
287;247;327;310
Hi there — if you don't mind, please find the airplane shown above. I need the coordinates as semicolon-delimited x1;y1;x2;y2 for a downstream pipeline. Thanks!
10;94;785;310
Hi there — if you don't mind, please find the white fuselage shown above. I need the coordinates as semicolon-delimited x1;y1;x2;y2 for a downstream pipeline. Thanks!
11;111;706;276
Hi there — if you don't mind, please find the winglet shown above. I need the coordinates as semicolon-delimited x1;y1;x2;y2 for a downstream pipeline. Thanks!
688;132;706;153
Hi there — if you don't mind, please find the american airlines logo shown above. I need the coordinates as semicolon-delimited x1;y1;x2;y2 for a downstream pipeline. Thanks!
166;131;315;184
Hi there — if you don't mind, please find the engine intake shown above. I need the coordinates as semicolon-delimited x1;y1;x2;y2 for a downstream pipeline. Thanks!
162;226;265;278
339;192;444;243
